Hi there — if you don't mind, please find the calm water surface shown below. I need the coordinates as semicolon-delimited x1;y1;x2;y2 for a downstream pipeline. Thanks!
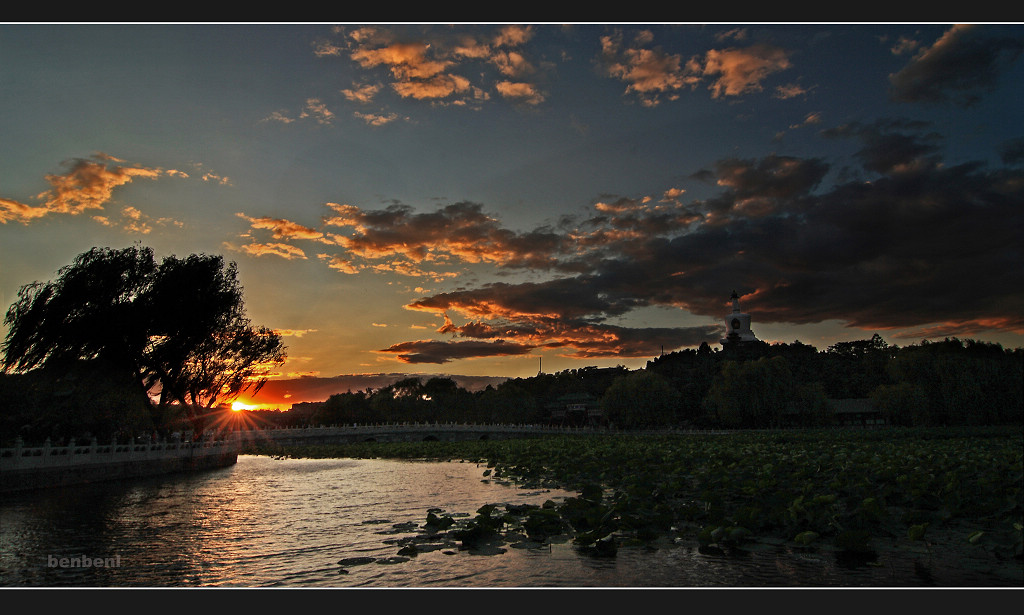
1;455;1017;587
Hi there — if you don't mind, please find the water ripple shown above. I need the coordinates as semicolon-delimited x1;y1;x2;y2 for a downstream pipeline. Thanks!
2;455;1016;587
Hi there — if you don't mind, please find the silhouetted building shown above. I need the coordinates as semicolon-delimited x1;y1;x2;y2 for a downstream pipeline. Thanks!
546;392;601;426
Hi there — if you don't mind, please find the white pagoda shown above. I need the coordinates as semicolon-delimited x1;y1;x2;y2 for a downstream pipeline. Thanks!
720;290;758;346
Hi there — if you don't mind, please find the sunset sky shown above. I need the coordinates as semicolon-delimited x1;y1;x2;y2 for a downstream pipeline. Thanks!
2;23;1022;408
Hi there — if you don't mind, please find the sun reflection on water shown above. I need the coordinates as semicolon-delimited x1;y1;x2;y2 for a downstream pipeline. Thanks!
2;455;1018;587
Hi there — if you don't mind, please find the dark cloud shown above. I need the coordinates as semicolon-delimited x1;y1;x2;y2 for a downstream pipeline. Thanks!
426;308;722;362
408;278;642;322
822;119;941;175
245;110;1021;364
386;117;1024;361
323;200;567;269
889;25;1024;106
1000;137;1024;166
378;339;537;364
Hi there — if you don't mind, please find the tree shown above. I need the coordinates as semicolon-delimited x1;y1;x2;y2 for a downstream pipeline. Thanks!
885;339;1023;426
2;246;286;437
476;382;539;424
822;333;895;398
2;246;157;382
871;381;930;427
703;357;795;428
600;370;681;429
0;360;153;445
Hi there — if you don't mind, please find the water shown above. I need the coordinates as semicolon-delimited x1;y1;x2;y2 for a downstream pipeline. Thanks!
1;455;1018;587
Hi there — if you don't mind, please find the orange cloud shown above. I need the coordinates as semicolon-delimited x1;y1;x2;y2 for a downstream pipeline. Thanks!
322;201;565;269
328;25;544;107
317;253;359;274
341;82;383;103
230;242;308;260
354;111;402;126
273;328;318;337
1;154;176;224
892;317;1024;340
237;213;324;241
352;41;451;80
495;81;545;104
93;206;183;234
600;29;696;106
700;44;792;98
600;30;792;105
391;73;472;100
299;98;334;124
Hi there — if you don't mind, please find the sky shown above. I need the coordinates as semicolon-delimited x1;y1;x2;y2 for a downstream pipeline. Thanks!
2;23;1023;408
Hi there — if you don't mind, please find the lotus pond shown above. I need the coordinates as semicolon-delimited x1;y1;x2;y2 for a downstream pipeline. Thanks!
245;426;1023;585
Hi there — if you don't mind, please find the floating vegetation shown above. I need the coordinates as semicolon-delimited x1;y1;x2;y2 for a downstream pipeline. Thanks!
336;556;376;567
256;427;1022;575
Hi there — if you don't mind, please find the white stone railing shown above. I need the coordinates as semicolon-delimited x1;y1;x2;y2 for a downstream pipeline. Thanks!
234;422;604;440
2;424;727;469
0;435;238;471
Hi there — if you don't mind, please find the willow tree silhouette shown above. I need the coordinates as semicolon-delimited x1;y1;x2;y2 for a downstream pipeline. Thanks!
2;246;286;437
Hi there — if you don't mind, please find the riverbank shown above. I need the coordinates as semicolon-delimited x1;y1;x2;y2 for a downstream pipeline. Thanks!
0;437;239;493
243;426;1023;585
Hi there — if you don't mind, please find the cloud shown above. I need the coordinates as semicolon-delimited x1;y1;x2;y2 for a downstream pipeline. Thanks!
354;111;403;126
889;24;1024;106
821;118;941;175
1000;137;1024;166
495;81;545;105
790;112;823;129
774;83;811;100
1;153;176;224
397;280;722;363
263;99;336;126
600;29;692;106
340;82;383;104
299;98;335;124
361;118;1023;361
327;25;545;107
261;110;296;124
273;328;318;337
229;212;335;262
600;29;792;105
698;44;792;99
237;213;324;241
231;105;1023;362
428;308;721;361
378;338;537;364
892;317;1024;341
93;206;184;234
227;241;308;260
322;200;567;269
318;253;359;274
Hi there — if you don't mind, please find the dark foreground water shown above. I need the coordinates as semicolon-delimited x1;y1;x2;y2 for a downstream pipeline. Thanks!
1;455;1018;587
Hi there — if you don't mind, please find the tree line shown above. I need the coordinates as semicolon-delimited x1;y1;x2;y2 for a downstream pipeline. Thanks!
277;334;1021;430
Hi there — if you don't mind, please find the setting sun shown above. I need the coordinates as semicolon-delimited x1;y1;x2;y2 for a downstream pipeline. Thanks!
231;401;254;412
